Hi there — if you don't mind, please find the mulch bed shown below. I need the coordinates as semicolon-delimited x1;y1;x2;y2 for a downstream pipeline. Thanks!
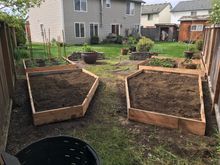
128;71;201;120
29;70;95;112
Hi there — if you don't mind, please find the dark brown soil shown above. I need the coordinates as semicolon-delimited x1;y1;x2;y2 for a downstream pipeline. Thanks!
30;70;95;112
129;71;201;120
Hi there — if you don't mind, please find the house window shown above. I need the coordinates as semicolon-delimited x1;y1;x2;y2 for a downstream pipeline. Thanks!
90;23;99;37
148;14;153;20
111;24;120;35
74;0;87;12
191;24;204;31
106;0;111;8
75;22;85;38
134;25;140;33
191;11;197;16
126;2;135;15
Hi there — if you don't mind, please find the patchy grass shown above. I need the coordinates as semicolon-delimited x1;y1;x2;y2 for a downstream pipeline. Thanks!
30;42;190;60
8;42;220;165
151;42;191;58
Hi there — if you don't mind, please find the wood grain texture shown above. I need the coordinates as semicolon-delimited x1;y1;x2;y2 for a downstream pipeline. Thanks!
126;69;206;135
138;65;202;76
26;68;99;126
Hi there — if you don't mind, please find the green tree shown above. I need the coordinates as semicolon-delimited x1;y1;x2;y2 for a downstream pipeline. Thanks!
0;0;42;17
211;0;220;24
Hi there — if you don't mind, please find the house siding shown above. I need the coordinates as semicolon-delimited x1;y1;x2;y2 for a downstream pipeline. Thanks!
171;10;209;24
158;5;171;24
178;20;208;42
141;5;171;27
141;14;159;27
28;0;64;43
63;0;141;44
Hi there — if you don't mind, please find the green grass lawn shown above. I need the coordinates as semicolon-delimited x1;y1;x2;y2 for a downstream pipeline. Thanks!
29;42;190;60
151;42;190;58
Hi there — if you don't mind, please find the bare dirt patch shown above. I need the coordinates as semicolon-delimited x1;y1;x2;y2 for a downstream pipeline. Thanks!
129;71;201;120
30;70;95;112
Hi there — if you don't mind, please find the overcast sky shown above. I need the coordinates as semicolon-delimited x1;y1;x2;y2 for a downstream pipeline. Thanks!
143;0;190;7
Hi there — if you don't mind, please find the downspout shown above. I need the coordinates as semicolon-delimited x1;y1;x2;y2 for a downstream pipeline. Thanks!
100;0;103;27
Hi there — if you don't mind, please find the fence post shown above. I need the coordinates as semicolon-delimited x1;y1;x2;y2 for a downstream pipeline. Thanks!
0;22;15;97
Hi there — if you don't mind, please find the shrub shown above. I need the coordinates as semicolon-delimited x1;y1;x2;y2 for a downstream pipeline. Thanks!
195;40;204;51
136;37;154;52
146;58;176;68
90;36;99;44
128;36;137;46
116;35;123;44
187;45;196;52
83;43;95;52
14;48;30;60
211;0;220;24
16;27;26;46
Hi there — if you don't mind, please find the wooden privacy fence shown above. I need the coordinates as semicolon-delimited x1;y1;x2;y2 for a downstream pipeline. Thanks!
202;25;220;130
0;21;16;151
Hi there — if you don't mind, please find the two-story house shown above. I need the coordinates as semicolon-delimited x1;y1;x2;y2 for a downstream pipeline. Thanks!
28;0;143;44
171;0;212;24
141;3;172;27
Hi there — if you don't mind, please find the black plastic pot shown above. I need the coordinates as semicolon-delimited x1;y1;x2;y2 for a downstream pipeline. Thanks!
16;136;100;165
82;52;98;64
184;51;194;59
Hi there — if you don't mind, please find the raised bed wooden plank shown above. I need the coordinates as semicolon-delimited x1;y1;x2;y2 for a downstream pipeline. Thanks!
139;66;202;76
129;108;179;129
82;77;99;115
126;69;206;136
26;68;99;126
33;106;83;126
138;58;205;76
23;59;77;73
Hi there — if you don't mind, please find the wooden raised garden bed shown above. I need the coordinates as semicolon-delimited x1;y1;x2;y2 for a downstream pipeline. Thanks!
137;57;205;76
23;58;77;73
26;68;99;126
125;68;206;135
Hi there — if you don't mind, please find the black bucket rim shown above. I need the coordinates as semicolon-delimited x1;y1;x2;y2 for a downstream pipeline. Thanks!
15;136;100;165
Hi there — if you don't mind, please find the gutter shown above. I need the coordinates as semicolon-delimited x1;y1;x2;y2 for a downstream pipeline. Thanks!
100;0;103;27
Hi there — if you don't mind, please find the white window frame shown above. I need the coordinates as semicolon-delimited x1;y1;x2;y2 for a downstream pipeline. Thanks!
111;23;120;35
89;22;99;37
74;0;87;12
148;14;153;21
74;22;86;38
191;24;204;32
134;24;140;33
191;11;197;16
106;0;111;8
126;2;135;16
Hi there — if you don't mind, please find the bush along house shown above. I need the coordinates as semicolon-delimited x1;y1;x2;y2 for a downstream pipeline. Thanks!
27;0;144;44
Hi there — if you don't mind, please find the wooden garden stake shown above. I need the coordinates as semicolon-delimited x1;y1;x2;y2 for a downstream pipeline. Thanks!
44;28;48;57
57;36;62;59
48;28;51;60
62;30;67;57
41;28;47;57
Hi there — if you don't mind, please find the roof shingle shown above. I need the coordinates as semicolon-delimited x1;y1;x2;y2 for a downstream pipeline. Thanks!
142;3;171;15
171;0;212;12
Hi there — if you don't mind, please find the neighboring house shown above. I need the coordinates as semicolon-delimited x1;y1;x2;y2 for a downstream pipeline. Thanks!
141;3;172;27
171;0;212;24
28;0;143;44
178;15;209;42
141;23;178;41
